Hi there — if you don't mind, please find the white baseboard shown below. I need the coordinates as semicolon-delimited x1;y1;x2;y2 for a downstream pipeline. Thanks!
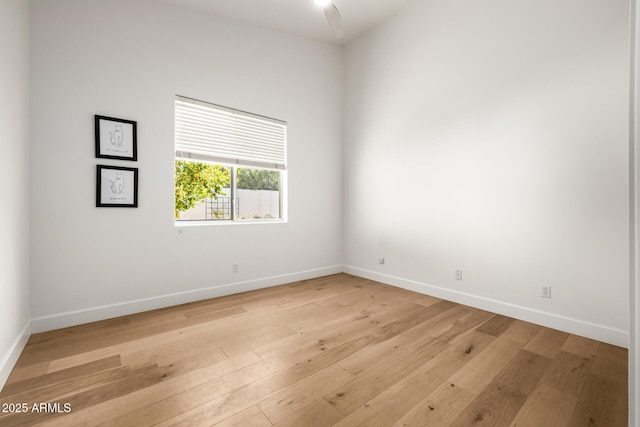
31;265;343;333
0;321;31;392
28;264;628;347
344;265;628;348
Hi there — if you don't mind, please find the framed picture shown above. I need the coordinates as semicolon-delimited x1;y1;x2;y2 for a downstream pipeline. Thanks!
95;115;137;161
96;165;138;207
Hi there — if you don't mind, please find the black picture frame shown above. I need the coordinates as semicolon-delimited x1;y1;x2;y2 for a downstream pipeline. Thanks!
95;115;137;161
96;165;138;208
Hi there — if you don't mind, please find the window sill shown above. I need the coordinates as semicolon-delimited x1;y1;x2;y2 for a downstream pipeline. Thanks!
174;219;287;227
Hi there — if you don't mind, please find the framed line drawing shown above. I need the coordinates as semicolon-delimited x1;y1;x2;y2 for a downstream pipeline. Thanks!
95;115;137;161
96;165;138;207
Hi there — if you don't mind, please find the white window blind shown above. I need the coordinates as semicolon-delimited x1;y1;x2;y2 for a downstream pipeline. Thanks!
175;96;287;169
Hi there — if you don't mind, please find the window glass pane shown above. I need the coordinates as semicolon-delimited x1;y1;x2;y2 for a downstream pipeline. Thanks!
175;160;231;221
235;167;281;221
174;96;287;224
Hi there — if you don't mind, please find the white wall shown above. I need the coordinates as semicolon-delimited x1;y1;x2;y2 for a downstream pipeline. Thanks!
0;0;31;389
29;0;344;331
344;0;630;346
631;0;639;423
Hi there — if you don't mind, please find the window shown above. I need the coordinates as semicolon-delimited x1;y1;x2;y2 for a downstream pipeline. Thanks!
174;96;287;223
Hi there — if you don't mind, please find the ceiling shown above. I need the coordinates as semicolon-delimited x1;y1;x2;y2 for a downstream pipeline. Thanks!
155;0;415;45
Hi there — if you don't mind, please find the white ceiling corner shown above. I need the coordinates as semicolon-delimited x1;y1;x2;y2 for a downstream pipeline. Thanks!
154;0;415;45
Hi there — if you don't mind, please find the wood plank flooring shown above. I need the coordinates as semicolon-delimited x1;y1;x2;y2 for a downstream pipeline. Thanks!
0;274;628;426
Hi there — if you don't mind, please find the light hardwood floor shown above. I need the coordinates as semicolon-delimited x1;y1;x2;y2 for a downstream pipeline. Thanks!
0;274;628;426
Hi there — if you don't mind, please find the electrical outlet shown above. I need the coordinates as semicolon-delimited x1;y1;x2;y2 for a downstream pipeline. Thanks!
541;285;551;298
378;257;385;265
232;264;239;273
455;270;463;280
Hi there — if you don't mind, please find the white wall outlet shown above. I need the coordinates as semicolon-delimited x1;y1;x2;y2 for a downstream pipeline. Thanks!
455;270;463;280
541;285;551;298
232;264;239;273
378;257;385;265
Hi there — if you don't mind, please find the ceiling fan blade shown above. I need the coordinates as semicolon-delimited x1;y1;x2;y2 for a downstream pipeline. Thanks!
324;4;344;39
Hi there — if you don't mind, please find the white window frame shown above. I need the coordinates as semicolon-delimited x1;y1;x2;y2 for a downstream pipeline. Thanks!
174;96;287;224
